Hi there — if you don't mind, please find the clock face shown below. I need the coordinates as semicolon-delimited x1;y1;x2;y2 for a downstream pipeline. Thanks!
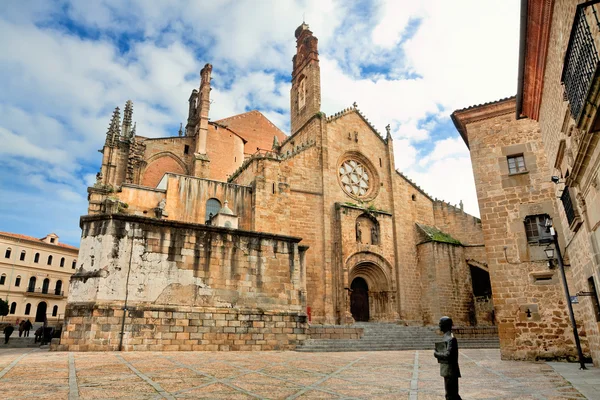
339;159;370;197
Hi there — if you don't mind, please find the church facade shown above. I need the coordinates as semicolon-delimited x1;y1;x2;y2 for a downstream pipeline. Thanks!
58;24;489;351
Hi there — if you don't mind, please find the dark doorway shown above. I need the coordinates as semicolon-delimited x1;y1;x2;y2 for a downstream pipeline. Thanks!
470;266;492;297
351;277;370;322
35;302;47;322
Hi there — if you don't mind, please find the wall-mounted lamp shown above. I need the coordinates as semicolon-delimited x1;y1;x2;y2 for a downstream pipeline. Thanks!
544;245;556;268
550;176;566;184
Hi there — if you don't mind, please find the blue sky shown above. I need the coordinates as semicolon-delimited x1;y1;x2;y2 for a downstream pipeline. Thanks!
0;0;520;246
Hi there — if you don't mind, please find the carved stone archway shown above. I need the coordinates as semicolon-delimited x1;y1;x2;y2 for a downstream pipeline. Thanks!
343;252;397;323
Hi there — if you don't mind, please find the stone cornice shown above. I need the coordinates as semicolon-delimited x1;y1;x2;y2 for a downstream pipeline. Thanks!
80;214;304;244
451;97;516;148
516;0;554;120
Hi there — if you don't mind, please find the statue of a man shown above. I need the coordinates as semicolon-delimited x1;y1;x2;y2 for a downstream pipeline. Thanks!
356;221;362;243
433;316;462;400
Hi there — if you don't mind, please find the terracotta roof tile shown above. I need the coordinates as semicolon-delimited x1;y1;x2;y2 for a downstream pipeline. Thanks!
0;231;79;250
215;110;287;155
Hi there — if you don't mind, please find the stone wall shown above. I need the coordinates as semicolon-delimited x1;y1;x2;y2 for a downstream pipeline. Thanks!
432;201;484;246
59;214;307;351
56;305;306;351
535;0;600;366
454;98;591;361
417;241;474;326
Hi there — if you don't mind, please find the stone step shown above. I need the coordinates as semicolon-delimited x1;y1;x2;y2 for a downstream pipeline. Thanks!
298;323;499;352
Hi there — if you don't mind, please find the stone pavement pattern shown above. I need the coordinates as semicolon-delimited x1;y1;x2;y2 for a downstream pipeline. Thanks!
0;348;591;399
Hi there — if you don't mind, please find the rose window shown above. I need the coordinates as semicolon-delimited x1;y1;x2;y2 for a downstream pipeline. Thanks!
339;160;370;196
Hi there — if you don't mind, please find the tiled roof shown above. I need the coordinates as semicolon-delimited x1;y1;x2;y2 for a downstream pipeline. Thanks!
215;110;287;155
0;231;79;250
452;96;516;114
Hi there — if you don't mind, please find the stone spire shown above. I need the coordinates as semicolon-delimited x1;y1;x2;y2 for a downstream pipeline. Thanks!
121;100;133;138
105;107;121;146
272;135;280;150
385;124;392;141
290;22;321;135
178;123;183;137
131;122;137;139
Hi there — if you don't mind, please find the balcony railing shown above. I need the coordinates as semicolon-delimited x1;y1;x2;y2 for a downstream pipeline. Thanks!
562;1;600;121
26;287;64;297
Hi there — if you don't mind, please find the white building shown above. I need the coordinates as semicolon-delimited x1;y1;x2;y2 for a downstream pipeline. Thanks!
0;232;78;324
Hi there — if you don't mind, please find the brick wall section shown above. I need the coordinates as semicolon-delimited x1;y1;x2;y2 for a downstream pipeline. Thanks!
454;98;591;361
205;125;245;181
56;305;306;351
138;137;194;185
141;156;187;187
307;325;364;340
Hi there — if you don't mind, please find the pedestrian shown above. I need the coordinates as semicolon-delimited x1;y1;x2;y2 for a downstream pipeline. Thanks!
3;324;15;344
34;327;42;343
18;320;25;337
434;316;462;400
24;319;32;337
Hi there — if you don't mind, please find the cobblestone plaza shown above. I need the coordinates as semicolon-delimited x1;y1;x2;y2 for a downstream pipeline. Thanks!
0;348;596;399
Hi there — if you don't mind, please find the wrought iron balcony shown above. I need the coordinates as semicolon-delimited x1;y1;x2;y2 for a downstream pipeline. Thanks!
26;287;65;297
562;1;600;122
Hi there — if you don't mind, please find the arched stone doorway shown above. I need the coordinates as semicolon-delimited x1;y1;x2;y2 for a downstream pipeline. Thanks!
35;301;47;322
347;259;396;322
350;277;369;321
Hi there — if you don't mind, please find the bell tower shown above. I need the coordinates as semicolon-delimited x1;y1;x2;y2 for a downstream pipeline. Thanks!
290;22;321;135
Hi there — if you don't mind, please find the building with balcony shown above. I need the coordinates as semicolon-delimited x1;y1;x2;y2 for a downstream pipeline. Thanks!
0;231;78;324
453;0;600;366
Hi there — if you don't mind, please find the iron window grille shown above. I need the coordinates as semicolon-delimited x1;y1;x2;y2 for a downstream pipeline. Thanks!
524;215;553;243
507;154;527;174
562;1;600;121
560;186;577;225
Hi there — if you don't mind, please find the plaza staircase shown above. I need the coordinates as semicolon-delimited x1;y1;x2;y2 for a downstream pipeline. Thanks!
1;336;39;349
296;323;500;352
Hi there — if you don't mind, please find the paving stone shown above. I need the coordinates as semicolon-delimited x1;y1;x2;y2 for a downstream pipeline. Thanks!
0;348;594;399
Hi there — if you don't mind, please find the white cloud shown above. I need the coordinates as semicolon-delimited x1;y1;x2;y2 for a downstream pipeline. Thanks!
0;0;521;242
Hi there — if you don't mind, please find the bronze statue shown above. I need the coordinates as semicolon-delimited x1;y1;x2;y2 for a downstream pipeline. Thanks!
433;316;462;400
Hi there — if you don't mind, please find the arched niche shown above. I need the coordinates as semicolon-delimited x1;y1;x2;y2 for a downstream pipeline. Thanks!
141;152;188;188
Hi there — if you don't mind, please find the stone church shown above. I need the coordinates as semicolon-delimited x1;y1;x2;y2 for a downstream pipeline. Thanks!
58;24;490;351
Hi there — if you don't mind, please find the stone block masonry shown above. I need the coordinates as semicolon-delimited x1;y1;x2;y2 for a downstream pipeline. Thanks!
57;213;308;351
55;304;306;351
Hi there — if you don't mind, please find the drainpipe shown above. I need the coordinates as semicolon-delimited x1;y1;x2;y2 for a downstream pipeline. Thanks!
118;233;135;351
516;0;529;120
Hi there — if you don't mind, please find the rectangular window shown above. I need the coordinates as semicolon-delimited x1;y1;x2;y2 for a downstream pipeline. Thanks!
560;186;576;225
184;145;189;154
524;215;552;243
19;251;25;261
507;154;527;174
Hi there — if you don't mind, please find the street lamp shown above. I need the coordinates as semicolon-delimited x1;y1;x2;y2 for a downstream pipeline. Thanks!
543;217;587;370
